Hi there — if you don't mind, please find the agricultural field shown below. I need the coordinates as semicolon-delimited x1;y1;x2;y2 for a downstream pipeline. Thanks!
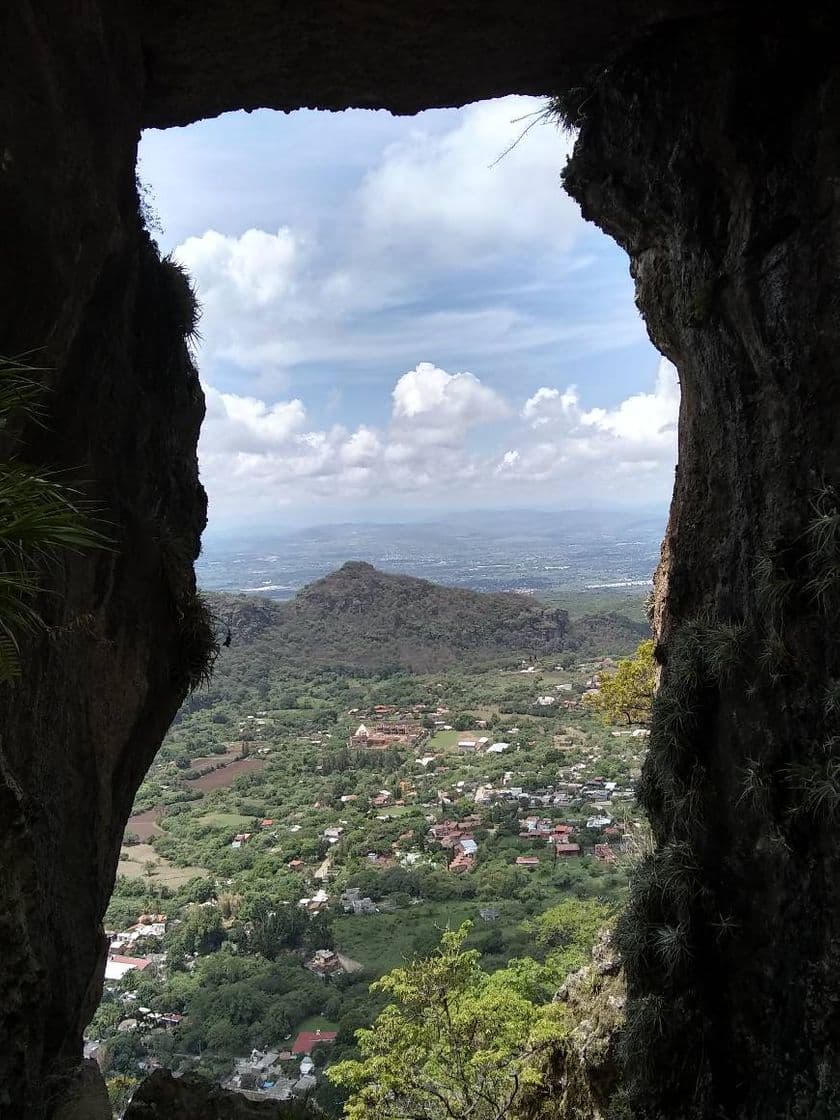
116;843;207;889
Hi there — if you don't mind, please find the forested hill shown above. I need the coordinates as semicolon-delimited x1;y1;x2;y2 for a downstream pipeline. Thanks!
206;562;646;672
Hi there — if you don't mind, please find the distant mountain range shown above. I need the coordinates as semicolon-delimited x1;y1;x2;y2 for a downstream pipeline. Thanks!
197;507;666;600
207;562;648;673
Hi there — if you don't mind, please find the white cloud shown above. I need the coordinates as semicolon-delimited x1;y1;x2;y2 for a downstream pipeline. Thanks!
162;98;604;393
176;227;300;308
340;426;381;466
580;358;679;451
498;358;680;484
202;385;306;453
357;99;578;266
392;363;509;426
138;99;667;522
198;359;679;518
522;385;580;427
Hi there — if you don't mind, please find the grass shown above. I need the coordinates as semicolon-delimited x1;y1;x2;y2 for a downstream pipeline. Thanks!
332;902;482;973
0;356;110;681
175;591;220;693
197;811;255;830
790;759;840;823
824;680;840;720
428;729;474;752
653;922;692;978
737;759;772;811
160;254;201;345
376;804;422;818
116;843;207;887
805;485;840;559
705;621;748;683
754;552;796;625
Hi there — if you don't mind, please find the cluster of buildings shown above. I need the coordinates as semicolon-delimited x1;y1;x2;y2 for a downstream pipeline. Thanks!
340;887;377;914
349;720;426;750
225;1031;338;1102
519;816;581;857
427;815;483;872
305;949;344;977
104;913;167;981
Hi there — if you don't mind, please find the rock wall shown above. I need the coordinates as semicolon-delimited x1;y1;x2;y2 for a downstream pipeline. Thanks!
124;1070;312;1119
1;2;838;1118
0;6;206;1116
564;11;840;1118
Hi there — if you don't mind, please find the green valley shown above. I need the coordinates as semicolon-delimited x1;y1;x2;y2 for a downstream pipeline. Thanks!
91;566;650;1116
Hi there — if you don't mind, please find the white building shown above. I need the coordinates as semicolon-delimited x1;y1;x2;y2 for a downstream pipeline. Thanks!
104;955;151;982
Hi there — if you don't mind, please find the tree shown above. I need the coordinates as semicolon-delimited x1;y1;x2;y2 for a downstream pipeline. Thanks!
584;638;655;724
531;897;614;982
106;1073;139;1115
247;896;306;958
328;923;567;1120
167;904;226;956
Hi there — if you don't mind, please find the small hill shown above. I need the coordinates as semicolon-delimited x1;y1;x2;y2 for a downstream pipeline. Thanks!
206;563;645;673
208;562;569;672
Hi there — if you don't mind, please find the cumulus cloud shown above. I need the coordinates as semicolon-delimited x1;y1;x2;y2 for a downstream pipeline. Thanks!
499;358;680;487
176;227;300;308
392;363;509;426
580;359;679;451
203;386;306;452
138;99;667;522
197;359;680;518
357;99;578;266
161;98;604;393
522;386;580;427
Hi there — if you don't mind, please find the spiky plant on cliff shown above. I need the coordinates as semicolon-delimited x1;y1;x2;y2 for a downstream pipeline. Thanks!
0;356;107;681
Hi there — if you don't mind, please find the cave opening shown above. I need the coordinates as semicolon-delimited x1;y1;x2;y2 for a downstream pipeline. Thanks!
136;99;674;577
90;97;676;1108
4;6;838;1118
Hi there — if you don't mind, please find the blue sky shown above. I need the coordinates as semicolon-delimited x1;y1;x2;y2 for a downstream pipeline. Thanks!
139;98;676;528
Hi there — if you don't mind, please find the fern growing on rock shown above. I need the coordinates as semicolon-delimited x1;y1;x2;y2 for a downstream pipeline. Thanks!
0;356;108;681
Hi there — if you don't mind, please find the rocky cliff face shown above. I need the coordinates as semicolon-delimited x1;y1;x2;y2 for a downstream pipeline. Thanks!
123;1070;312;1119
564;11;840;1119
1;2;838;1119
0;8;207;1116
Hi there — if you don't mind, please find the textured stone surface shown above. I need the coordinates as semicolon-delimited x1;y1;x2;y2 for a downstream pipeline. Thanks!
518;930;625;1120
0;2;838;1119
124;1070;308;1119
0;7;206;1116
138;0;733;126
51;1061;111;1120
564;10;840;1118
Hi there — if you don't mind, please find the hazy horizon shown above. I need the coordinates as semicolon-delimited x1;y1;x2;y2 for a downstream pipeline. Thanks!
200;501;670;541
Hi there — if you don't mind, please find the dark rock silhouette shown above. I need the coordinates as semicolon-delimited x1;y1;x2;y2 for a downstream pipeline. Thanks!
0;3;838;1118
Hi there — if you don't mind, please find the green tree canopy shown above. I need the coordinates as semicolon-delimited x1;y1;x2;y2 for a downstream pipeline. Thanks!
584;638;655;724
328;923;568;1120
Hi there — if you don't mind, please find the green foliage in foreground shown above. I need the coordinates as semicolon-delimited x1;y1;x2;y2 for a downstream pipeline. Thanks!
0;356;108;680
329;904;610;1120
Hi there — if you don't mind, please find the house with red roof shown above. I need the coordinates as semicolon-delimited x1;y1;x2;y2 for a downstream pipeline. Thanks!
104;955;152;982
